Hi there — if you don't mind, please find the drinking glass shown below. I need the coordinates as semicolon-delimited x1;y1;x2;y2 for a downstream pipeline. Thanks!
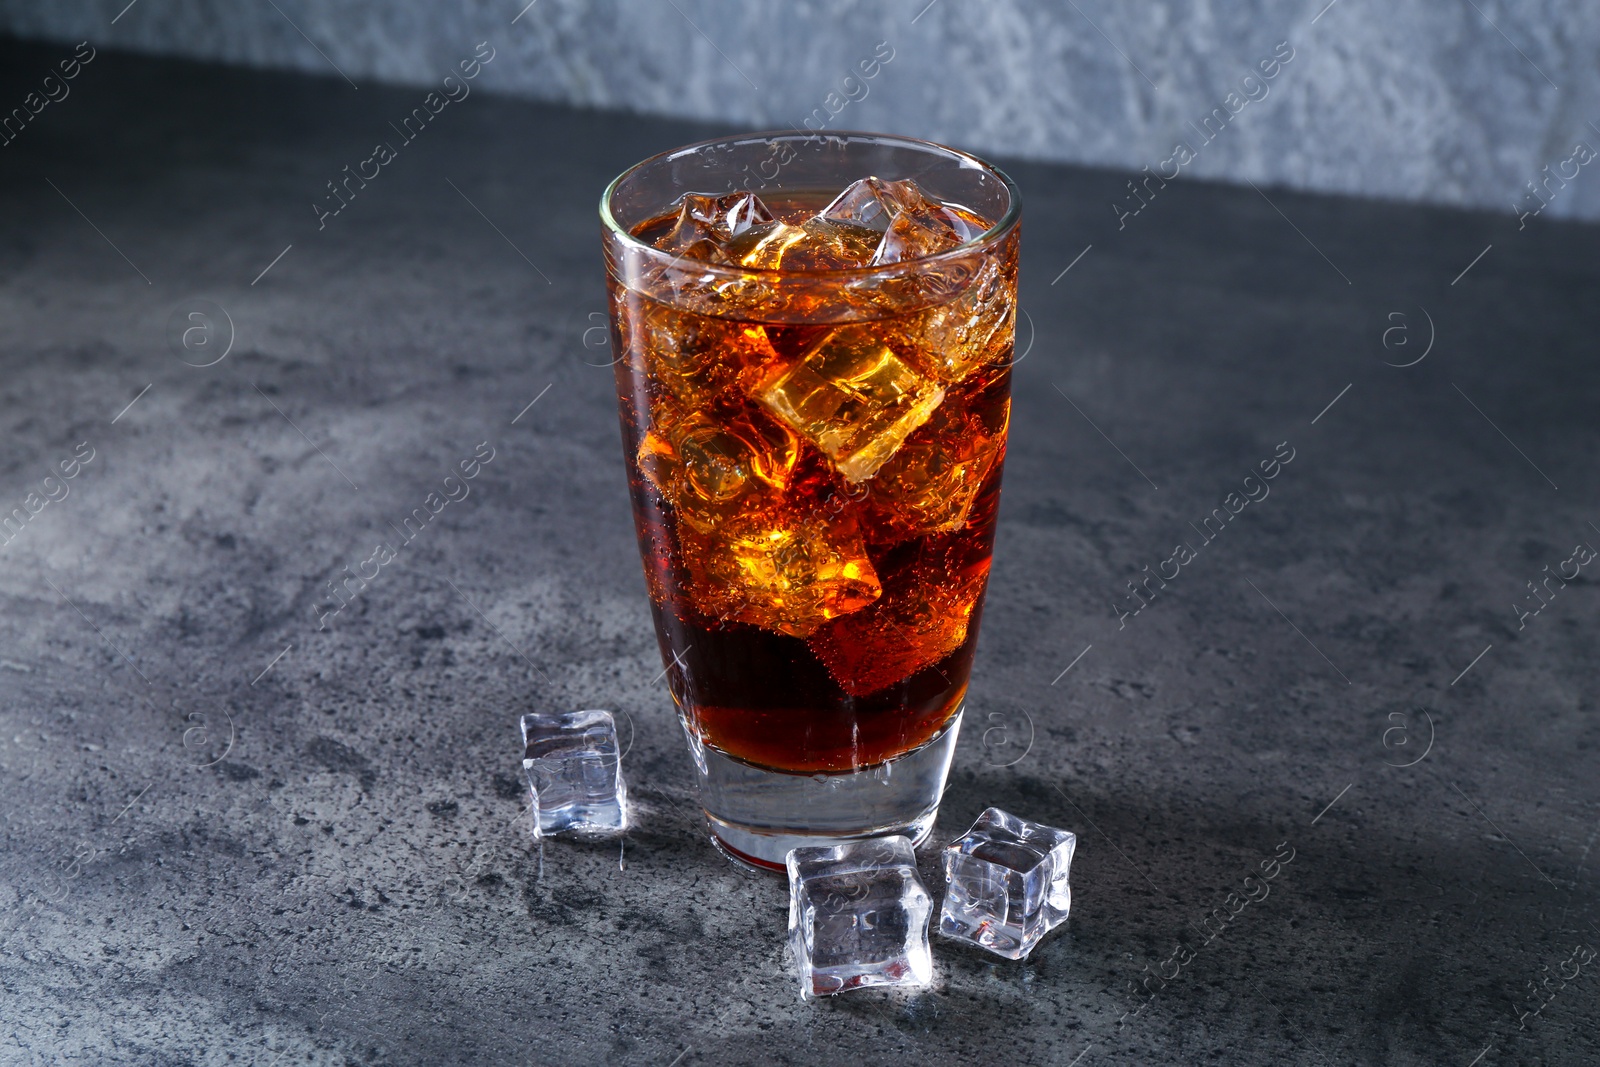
600;131;1020;868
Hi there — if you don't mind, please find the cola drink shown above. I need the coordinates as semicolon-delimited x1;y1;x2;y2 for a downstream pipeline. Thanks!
602;137;1021;866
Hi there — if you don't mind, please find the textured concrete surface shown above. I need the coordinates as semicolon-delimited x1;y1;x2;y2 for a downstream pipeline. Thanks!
1;36;1598;1067
2;1;1600;221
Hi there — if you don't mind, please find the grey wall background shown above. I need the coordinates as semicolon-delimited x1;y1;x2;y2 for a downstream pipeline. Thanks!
4;0;1599;221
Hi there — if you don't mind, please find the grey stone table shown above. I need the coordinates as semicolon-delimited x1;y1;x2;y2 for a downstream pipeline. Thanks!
1;36;1596;1067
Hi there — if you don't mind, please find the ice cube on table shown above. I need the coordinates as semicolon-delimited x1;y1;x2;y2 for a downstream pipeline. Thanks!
787;835;934;999
518;710;627;838
939;807;1075;959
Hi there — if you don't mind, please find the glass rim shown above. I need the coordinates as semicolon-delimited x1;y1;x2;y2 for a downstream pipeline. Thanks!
598;129;1022;281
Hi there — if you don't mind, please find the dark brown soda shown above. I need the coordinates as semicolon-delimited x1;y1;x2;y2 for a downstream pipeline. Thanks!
609;191;1013;775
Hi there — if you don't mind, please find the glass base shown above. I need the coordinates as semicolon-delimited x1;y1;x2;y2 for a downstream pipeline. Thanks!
685;709;964;871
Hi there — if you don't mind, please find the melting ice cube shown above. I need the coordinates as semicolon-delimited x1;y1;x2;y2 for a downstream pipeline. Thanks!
787;836;934;999
519;710;628;838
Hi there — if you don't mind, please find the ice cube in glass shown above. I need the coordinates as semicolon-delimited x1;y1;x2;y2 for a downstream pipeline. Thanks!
939;807;1075;959
786;835;933;999
519;710;627;837
753;325;944;483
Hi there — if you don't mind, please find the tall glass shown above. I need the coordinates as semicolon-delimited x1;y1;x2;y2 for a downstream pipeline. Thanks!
601;132;1020;868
